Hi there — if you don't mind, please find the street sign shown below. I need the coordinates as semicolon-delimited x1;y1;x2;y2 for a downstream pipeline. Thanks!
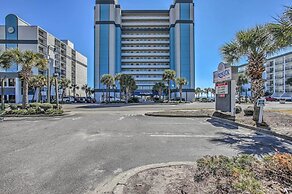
257;99;266;107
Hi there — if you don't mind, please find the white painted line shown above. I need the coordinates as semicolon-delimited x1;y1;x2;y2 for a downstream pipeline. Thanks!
118;117;125;121
149;134;218;138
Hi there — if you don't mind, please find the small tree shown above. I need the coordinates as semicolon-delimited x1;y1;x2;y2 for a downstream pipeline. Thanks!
100;74;114;103
0;50;14;110
175;77;187;102
115;73;123;100
120;74;136;104
59;78;71;103
162;70;176;102
153;82;166;101
29;75;46;103
81;84;89;97
195;87;201;98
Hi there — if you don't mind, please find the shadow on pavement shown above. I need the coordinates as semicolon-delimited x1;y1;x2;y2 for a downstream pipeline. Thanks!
206;118;238;130
210;131;292;155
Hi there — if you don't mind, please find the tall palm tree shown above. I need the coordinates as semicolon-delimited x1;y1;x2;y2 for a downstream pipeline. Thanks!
221;25;281;121
11;49;48;108
195;87;201;98
81;84;89;97
162;69;176;102
29;75;46;103
70;84;79;99
59;78;71;103
204;88;209;98
175;77;187;102
0;50;15;110
100;74;114;103
153;82;166;101
115;73;123;100
237;74;249;102
119;74;136;104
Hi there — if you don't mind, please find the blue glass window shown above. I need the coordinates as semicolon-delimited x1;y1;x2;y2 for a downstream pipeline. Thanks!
170;27;175;71
99;25;109;88
180;3;190;20
100;5;110;21
180;24;190;88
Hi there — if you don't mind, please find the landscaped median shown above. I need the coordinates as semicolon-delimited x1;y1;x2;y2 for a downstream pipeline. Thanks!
94;154;292;194
2;103;64;117
145;107;292;141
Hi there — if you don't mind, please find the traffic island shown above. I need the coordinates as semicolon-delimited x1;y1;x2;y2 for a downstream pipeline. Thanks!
93;154;292;194
145;109;214;118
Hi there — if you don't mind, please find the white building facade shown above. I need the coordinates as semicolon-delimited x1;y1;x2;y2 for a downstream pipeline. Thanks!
0;14;88;103
266;51;292;99
94;0;195;101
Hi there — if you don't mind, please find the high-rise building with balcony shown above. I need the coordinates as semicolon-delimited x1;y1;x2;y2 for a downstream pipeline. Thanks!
265;51;292;99
94;0;195;101
0;14;87;103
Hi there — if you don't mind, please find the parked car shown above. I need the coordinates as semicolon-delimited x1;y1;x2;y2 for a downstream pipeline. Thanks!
63;96;76;103
279;99;286;104
266;96;277;102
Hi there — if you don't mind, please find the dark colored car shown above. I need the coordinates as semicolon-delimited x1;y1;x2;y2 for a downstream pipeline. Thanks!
265;96;277;101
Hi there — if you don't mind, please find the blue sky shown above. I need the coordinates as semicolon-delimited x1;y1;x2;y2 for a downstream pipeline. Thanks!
0;0;291;88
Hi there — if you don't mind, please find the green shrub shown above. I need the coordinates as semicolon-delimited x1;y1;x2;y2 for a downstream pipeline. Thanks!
235;106;242;114
244;106;254;116
30;103;41;108
39;103;53;111
9;104;18;110
52;104;62;109
45;108;63;115
27;108;37;115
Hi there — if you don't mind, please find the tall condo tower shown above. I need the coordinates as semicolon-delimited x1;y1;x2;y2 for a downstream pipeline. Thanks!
94;0;195;101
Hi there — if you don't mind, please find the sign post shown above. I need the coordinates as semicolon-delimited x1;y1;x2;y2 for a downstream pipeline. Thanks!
213;63;238;116
257;98;265;124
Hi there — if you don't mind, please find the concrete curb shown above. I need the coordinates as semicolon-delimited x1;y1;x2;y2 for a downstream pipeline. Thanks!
145;112;211;118
145;112;292;142
211;116;292;142
91;161;195;194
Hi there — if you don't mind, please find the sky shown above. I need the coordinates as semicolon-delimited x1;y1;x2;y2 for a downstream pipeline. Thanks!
0;0;291;88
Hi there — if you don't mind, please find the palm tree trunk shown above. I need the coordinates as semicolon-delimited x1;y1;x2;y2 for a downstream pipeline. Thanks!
126;87;129;104
22;80;29;108
32;87;36;102
38;87;42;103
62;90;65;103
1;78;5;110
180;86;182;102
159;89;162;101
168;80;171;102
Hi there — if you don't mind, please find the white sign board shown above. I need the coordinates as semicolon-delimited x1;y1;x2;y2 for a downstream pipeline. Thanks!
213;67;232;83
216;82;228;95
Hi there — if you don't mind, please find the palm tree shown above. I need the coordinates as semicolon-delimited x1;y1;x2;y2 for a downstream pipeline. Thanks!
175;77;187;102
153;82;166;101
29;75;46;103
119;74;136;104
204;88;209;98
70;84;79;99
81;84;89;97
237;74;249;102
268;6;292;48
59;78;71;103
162;69;176;102
11;49;48;108
115;73;123;101
211;88;216;98
221;26;280;121
195;87;201;98
0;50;15;110
100;74;114;103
